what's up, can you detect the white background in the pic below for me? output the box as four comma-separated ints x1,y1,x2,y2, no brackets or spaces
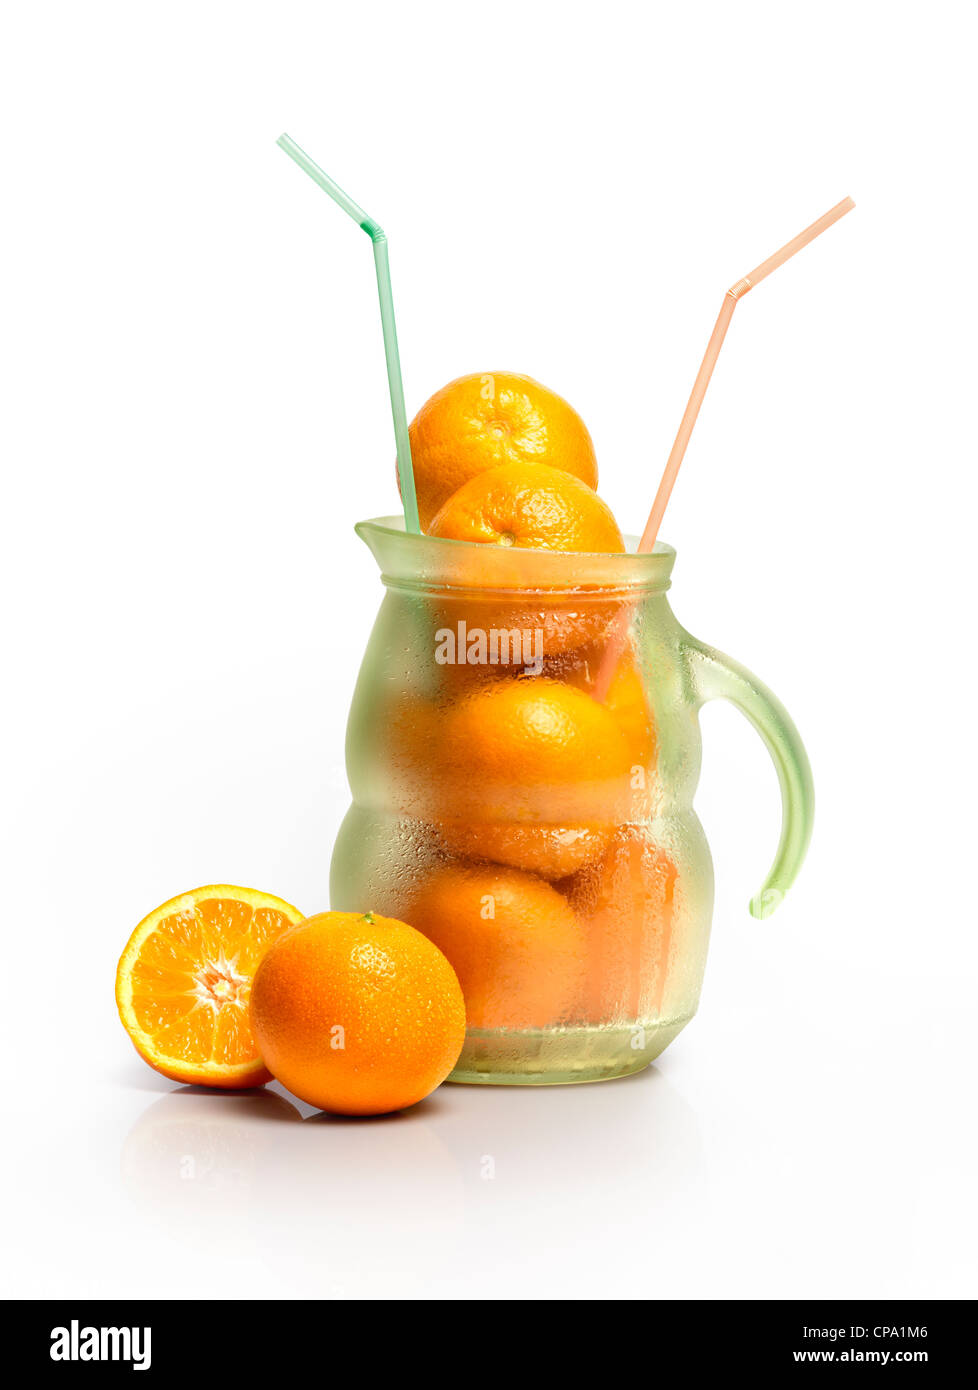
2,1,976,1300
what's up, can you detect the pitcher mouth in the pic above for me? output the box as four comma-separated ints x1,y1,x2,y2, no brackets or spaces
355,515,676,595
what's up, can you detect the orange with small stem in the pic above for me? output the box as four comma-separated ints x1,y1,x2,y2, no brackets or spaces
249,910,466,1115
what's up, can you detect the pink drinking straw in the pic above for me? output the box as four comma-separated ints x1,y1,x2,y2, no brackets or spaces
592,196,855,702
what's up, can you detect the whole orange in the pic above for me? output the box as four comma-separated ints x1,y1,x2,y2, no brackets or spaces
433,675,634,826
428,461,624,554
403,862,583,1029
249,911,466,1115
408,372,599,531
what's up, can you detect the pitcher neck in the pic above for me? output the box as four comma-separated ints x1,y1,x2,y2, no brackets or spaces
355,515,676,595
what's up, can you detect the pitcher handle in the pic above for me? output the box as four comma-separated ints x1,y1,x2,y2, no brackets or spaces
688,639,814,920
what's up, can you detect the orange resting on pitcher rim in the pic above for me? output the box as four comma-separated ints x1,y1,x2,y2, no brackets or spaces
429,459,624,554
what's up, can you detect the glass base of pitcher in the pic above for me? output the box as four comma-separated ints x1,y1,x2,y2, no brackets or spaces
447,1017,694,1086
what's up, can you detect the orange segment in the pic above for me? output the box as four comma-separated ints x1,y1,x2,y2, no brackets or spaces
116,884,304,1088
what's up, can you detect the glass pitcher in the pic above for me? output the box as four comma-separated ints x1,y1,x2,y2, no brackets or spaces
330,517,813,1085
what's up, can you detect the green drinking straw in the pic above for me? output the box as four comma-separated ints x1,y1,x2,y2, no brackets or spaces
276,133,421,534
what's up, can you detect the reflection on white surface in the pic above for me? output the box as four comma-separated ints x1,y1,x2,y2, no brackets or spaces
121,1088,302,1259
120,1068,705,1298
8,997,975,1299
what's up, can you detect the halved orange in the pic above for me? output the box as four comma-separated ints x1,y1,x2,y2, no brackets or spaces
116,884,304,1088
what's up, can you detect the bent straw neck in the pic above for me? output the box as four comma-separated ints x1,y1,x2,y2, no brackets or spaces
276,134,421,534
594,196,855,703
637,194,855,558
360,216,385,243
